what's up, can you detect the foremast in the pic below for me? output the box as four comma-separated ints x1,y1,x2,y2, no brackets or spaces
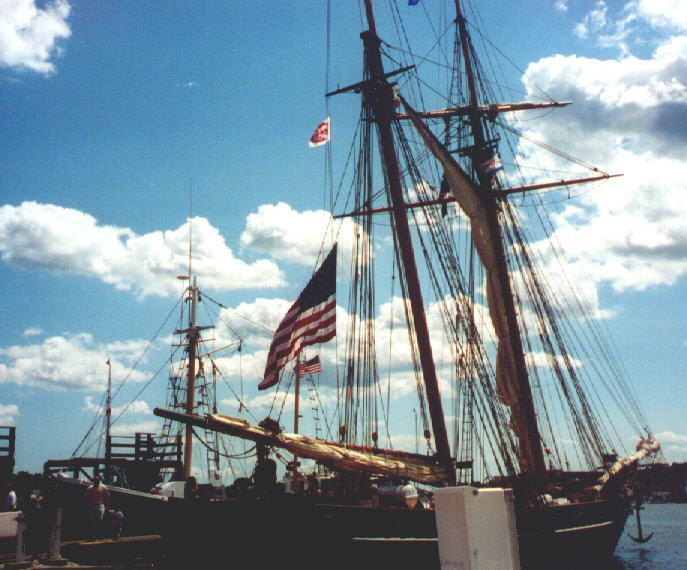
359,0,453,481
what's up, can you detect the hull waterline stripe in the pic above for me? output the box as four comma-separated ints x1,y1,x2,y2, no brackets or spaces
353,519,615,543
352,537,438,543
554,520,614,534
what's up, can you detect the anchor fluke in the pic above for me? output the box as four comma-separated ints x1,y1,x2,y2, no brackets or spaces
629,531,654,544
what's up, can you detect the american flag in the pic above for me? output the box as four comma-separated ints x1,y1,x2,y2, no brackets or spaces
296,355,323,377
260,245,337,390
308,117,331,147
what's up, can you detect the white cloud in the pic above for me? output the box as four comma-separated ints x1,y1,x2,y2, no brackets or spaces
239,202,363,268
83,396,152,417
388,432,432,455
635,0,687,32
554,0,567,12
216,298,291,349
227,386,339,418
22,327,42,337
655,430,687,461
524,51,687,114
519,38,687,292
82,396,159,436
525,351,582,370
0,202,284,297
212,350,266,387
210,292,474,401
240,202,335,265
0,333,149,390
0,403,19,425
0,0,71,74
571,0,687,53
110,420,161,436
106,339,152,364
380,369,443,401
574,1,608,39
656,430,687,444
243,390,297,414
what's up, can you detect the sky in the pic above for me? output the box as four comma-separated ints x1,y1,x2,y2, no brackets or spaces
0,0,686,477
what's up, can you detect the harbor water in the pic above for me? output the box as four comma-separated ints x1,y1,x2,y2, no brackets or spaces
595,503,687,570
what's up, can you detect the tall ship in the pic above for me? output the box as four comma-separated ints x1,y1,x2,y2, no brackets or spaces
155,1,660,568
59,1,662,568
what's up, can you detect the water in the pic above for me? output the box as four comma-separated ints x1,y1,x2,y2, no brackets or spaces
603,503,687,570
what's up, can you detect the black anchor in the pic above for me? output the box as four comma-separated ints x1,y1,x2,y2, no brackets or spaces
628,499,653,543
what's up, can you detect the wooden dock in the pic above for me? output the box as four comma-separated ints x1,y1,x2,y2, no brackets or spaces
1,535,161,570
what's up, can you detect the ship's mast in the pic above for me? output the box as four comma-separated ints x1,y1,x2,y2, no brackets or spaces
293,356,301,477
359,0,453,479
181,189,198,480
182,277,199,479
105,358,112,482
453,0,547,484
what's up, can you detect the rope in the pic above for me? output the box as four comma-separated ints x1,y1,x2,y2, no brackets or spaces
71,293,184,458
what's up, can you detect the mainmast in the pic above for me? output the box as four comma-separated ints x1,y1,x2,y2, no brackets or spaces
453,0,547,484
358,0,453,478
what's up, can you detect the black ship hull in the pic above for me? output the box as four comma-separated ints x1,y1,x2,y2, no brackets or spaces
159,494,631,569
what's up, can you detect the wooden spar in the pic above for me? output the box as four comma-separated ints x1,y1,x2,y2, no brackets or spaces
453,0,548,486
395,100,572,121
493,173,623,196
153,407,449,484
325,66,415,98
196,341,241,359
360,0,453,478
333,173,624,219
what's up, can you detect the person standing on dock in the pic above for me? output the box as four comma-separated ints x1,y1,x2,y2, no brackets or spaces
183,476,199,502
1,482,17,511
84,475,109,539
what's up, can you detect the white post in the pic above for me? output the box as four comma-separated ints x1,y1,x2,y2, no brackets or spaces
434,486,521,570
15,517,28,563
48,507,63,559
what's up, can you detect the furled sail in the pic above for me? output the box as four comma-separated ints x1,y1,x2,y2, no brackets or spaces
595,436,661,491
154,408,447,484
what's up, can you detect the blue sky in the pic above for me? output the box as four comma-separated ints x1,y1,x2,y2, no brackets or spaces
0,0,686,477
